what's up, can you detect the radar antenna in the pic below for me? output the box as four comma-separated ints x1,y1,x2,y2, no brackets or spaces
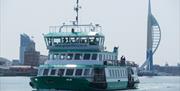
74,0,81,25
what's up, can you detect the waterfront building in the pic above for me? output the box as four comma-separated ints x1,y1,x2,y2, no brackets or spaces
19,33,35,64
24,51,40,66
12,59,20,65
0,57,11,68
154,64,180,76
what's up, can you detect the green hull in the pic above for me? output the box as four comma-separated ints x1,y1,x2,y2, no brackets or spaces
30,76,129,91
30,76,93,91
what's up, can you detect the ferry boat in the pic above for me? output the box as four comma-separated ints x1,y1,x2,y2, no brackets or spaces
29,0,139,90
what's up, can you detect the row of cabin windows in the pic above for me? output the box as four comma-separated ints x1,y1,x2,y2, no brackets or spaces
39,68,92,76
49,53,116,61
45,37,104,46
109,69,127,78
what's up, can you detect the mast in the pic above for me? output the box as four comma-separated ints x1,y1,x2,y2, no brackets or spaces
146,0,153,71
74,0,81,25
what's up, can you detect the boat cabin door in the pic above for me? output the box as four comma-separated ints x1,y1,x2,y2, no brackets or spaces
93,67,106,82
92,67,107,89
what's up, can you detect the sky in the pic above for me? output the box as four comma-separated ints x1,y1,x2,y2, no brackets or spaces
0,0,179,66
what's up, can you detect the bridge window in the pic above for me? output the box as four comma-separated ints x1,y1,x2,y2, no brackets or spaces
83,54,91,60
46,38,53,46
67,53,73,60
80,37,88,43
54,38,60,46
43,69,49,76
66,69,74,76
58,69,65,76
70,37,76,43
92,54,97,60
75,69,83,76
84,69,91,76
88,37,94,45
75,53,82,60
50,69,56,75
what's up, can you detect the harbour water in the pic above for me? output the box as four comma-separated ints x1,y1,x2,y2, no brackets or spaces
0,76,180,91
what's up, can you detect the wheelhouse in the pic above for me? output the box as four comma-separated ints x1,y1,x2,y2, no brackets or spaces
44,24,105,51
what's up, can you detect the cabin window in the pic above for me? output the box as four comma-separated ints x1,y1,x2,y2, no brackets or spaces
38,68,43,76
114,70,117,78
109,70,112,77
43,69,49,76
112,55,115,60
49,54,53,60
58,69,65,76
116,70,119,77
84,69,91,76
117,70,120,77
99,54,102,61
60,54,66,60
108,55,111,60
100,37,104,45
75,69,83,76
67,53,73,60
54,54,59,60
112,70,115,77
92,54,97,60
95,37,100,45
99,37,103,45
83,54,90,60
50,69,56,75
103,54,105,60
120,70,122,77
131,69,134,75
122,70,124,77
125,70,127,76
75,53,82,60
66,69,74,76
106,55,108,60
115,56,118,60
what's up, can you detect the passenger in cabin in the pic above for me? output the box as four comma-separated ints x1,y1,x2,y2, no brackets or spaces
63,37,66,43
71,28,75,33
120,55,126,66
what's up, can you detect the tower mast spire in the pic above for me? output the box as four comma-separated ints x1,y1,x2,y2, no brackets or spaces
148,0,151,14
74,0,81,25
